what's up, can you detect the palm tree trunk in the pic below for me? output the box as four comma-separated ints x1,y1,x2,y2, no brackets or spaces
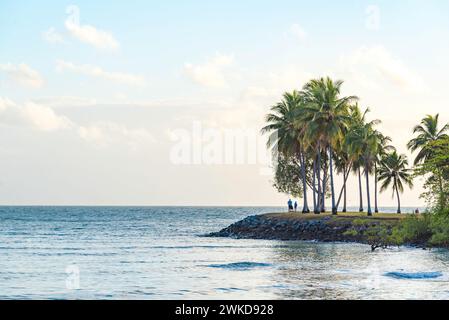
321,172,326,213
316,148,322,214
395,180,401,214
329,146,337,215
343,182,347,213
365,165,372,216
312,157,318,213
358,167,364,212
336,164,351,210
374,162,379,213
300,152,310,213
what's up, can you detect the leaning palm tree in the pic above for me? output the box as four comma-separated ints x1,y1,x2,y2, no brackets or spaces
407,114,449,165
378,151,414,214
262,91,310,213
300,77,357,215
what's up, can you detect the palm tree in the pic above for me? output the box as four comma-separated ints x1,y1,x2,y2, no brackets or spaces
300,77,357,215
407,114,449,165
262,91,310,213
344,105,378,214
348,105,369,213
378,151,414,214
346,123,379,216
373,133,395,213
407,114,448,202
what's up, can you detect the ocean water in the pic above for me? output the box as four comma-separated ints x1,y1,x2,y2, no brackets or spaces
1,206,448,300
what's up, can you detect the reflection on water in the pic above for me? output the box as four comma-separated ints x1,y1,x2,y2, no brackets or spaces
269,242,449,299
0,206,448,300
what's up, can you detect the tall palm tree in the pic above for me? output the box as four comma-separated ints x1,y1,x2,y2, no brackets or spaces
378,151,414,214
262,91,310,213
407,114,449,165
373,133,395,213
344,105,377,213
346,123,379,216
300,77,357,215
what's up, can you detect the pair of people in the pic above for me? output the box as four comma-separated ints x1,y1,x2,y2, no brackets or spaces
288,199,298,212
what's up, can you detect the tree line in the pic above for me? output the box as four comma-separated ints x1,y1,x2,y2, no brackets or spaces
263,77,448,215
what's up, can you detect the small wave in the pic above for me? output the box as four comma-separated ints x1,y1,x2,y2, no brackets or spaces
216,287,248,292
208,262,272,270
384,271,443,280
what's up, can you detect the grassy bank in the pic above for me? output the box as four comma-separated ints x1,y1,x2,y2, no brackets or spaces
209,211,449,251
264,211,407,221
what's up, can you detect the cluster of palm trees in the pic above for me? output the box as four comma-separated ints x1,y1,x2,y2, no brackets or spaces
262,77,414,216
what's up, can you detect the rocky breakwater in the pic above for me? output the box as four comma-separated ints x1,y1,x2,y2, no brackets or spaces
207,213,401,246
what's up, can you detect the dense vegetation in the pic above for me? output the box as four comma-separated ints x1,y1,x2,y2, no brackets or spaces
262,77,449,248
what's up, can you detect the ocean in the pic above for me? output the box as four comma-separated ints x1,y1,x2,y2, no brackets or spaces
0,206,448,300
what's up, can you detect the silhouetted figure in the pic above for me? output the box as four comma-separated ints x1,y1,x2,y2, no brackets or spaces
288,199,293,212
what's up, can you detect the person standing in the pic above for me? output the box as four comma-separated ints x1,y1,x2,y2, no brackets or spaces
294,201,298,212
288,199,293,212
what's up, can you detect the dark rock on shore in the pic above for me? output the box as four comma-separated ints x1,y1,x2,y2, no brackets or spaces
206,213,398,245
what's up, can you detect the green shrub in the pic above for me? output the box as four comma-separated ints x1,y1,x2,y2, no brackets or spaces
429,215,449,247
395,214,432,244
364,225,394,251
352,218,368,226
343,229,358,237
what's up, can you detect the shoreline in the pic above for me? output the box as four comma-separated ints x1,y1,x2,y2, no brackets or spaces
207,212,429,250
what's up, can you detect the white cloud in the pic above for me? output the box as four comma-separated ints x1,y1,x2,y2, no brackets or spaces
65,18,119,50
56,60,147,87
0,63,44,88
78,122,156,148
339,45,428,93
289,23,307,42
0,97,73,131
184,53,234,88
32,96,98,108
20,102,74,131
1,97,155,147
42,27,65,44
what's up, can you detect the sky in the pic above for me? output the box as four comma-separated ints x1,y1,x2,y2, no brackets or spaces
0,0,448,206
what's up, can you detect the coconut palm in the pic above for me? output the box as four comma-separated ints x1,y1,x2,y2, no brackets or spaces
262,91,310,213
300,77,357,214
345,105,376,213
346,123,380,216
373,133,395,213
378,151,414,214
407,114,449,165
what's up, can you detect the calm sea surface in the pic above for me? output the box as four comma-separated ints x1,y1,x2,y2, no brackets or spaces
0,206,448,300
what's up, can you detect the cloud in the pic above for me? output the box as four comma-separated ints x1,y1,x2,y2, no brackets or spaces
56,60,147,87
65,18,119,50
78,122,156,148
184,53,234,88
42,27,65,44
0,97,155,147
0,97,73,131
339,45,428,93
31,96,98,108
0,63,44,88
20,102,74,131
289,23,307,42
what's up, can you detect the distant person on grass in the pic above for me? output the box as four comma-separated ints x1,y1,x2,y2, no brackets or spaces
288,199,293,212
294,201,298,212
